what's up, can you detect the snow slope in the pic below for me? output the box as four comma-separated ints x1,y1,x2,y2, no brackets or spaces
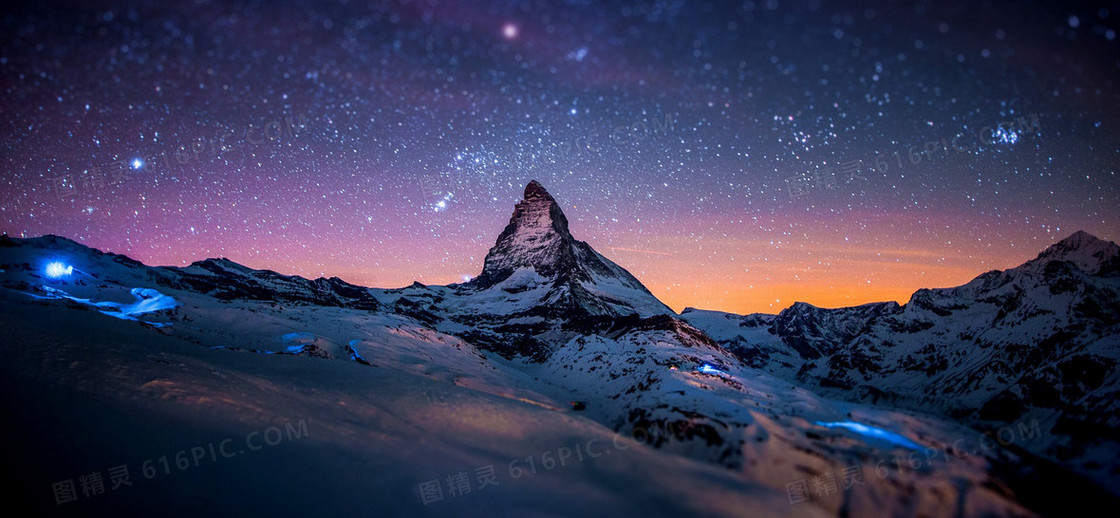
2,186,1116,516
0,236,1052,517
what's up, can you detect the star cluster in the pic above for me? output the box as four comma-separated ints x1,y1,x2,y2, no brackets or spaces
2,0,1118,313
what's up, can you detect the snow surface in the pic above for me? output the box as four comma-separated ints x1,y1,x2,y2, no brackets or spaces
681,233,1120,496
1,228,1116,516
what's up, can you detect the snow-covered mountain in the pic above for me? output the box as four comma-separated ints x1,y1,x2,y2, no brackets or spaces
467,180,671,320
2,185,1117,516
682,231,1120,495
374,180,673,359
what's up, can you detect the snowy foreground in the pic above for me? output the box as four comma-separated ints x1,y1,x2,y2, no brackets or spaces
2,184,1117,517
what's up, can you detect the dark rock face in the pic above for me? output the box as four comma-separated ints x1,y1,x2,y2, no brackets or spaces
465,180,670,318
470,180,577,288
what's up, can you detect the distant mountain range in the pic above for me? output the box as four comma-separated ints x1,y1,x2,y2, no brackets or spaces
681,230,1120,492
1,181,1116,517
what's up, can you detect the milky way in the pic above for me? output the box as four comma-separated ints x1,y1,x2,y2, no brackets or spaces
2,0,1118,313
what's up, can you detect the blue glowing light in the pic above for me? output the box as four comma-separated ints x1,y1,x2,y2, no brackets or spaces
28,285,177,325
697,363,730,377
131,158,144,169
814,420,922,450
45,262,73,279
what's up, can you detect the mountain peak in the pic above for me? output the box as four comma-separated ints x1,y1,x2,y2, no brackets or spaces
1029,231,1118,275
466,181,672,318
524,179,552,200
1053,230,1103,250
469,181,573,288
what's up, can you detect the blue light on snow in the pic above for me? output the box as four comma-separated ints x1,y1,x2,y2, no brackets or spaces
45,262,73,279
697,363,730,377
814,420,922,450
348,339,371,364
28,285,176,325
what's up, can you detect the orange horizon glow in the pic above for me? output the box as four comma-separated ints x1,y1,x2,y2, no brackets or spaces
588,239,1035,315
110,225,1095,316
60,197,1114,317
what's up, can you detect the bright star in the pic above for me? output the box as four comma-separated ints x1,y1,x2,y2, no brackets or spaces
131,158,144,169
502,23,518,39
433,192,454,212
992,126,1019,145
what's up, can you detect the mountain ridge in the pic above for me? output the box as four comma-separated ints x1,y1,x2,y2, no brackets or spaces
681,231,1120,494
10,227,1113,320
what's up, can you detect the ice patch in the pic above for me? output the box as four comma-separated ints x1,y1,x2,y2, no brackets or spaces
814,420,922,450
119,288,178,315
696,363,730,377
30,285,177,325
279,333,319,354
347,339,371,364
282,332,317,343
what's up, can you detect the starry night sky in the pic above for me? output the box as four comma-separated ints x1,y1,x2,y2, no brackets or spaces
2,0,1118,314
